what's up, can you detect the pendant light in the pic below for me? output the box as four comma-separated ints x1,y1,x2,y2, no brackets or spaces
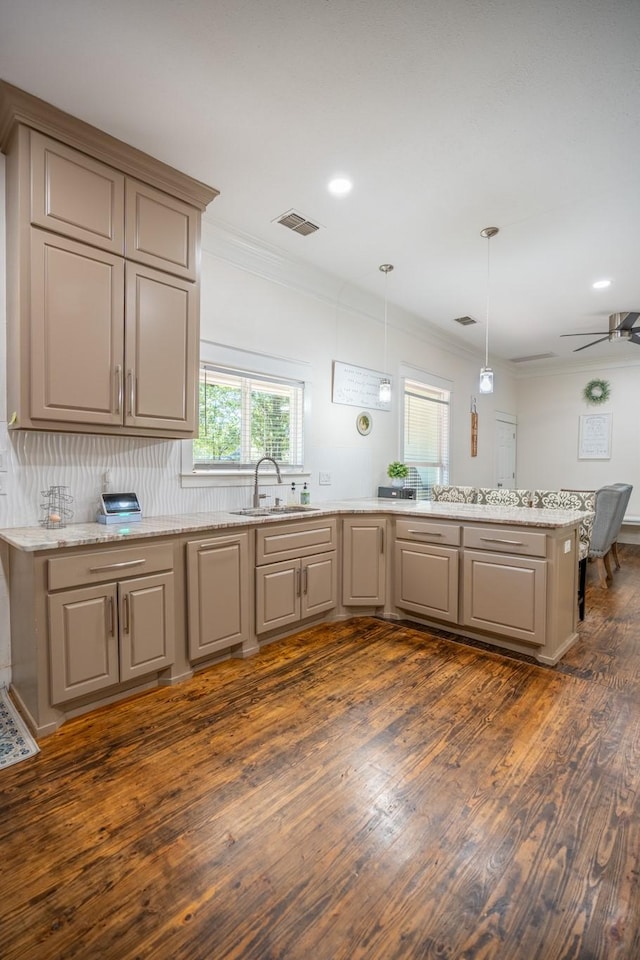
379,263,394,402
479,226,499,394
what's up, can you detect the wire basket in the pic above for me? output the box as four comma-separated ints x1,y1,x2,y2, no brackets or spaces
40,486,74,529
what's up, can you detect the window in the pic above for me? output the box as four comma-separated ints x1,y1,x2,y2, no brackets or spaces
194,364,304,470
402,375,451,499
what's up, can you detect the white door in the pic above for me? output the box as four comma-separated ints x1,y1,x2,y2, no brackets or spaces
495,415,517,488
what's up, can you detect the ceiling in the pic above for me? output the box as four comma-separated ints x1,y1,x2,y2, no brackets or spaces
1,0,640,371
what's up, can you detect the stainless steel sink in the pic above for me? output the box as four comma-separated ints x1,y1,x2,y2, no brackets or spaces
230,505,320,517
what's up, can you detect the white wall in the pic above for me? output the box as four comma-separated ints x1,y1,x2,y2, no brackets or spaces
517,364,640,520
0,189,517,683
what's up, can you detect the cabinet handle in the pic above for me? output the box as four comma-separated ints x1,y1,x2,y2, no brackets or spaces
127,370,135,417
480,537,524,546
122,594,130,634
303,567,308,594
296,568,301,597
107,596,115,637
115,364,123,415
408,529,443,537
88,559,147,573
380,528,385,554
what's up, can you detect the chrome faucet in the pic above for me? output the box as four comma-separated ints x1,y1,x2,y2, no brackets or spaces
253,456,283,508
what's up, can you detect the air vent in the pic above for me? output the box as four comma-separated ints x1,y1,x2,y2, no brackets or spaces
276,210,320,236
452,315,477,326
510,353,557,363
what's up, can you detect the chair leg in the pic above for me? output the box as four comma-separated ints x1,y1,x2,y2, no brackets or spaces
611,541,621,570
604,551,613,582
596,557,610,588
578,557,586,621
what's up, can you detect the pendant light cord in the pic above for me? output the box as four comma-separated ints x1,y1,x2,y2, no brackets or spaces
485,236,491,369
480,227,499,369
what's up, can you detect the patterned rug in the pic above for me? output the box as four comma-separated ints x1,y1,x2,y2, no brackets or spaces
0,687,39,770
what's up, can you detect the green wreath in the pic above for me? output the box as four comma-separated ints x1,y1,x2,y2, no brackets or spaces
583,378,610,405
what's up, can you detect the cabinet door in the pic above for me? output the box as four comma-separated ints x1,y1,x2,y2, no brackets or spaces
462,550,547,645
124,262,198,433
394,540,459,623
256,559,300,634
48,583,119,704
342,517,386,605
302,551,337,619
119,572,175,681
30,131,125,253
125,179,198,280
30,229,125,425
187,533,249,660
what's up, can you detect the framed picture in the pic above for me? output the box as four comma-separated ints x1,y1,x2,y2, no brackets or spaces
356,411,373,435
578,413,611,460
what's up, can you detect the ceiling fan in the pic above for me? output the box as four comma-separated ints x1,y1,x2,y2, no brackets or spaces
561,312,640,352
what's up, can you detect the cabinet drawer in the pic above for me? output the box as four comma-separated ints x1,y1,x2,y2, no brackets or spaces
48,542,174,591
256,518,337,565
463,525,547,558
395,517,460,546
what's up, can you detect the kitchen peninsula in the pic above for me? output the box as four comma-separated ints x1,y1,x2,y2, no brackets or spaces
0,498,585,736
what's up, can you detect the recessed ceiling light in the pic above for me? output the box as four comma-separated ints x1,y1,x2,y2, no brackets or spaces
328,177,353,197
592,279,612,289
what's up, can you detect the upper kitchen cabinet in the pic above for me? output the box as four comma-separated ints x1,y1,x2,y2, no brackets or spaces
0,80,218,438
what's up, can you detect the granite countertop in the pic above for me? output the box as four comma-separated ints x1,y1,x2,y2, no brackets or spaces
0,498,591,552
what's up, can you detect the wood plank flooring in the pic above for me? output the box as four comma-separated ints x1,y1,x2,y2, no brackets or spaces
2,547,640,959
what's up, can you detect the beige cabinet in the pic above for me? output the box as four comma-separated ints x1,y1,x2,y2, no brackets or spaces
30,230,125,426
255,518,338,635
461,526,547,646
186,532,250,661
256,552,337,634
394,518,460,623
462,550,546,645
0,88,218,438
125,178,198,280
30,130,125,253
342,516,386,606
48,544,175,705
125,262,198,431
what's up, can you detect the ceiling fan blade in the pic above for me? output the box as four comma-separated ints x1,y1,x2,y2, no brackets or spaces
573,336,610,352
560,331,611,337
617,312,640,330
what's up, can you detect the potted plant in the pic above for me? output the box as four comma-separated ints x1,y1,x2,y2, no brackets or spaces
387,461,409,487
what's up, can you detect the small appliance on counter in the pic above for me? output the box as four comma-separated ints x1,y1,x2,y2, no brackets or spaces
96,492,142,524
377,486,416,499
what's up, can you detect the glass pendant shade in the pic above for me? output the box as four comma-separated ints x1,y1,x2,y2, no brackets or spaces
479,367,494,394
379,378,392,403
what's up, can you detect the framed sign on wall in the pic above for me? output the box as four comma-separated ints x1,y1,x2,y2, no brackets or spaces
578,413,612,460
332,361,392,411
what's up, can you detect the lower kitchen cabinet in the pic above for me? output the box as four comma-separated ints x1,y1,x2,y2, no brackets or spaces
342,516,386,606
256,552,337,634
462,550,547,645
186,532,249,660
393,517,461,623
394,539,459,623
48,571,175,704
254,516,338,635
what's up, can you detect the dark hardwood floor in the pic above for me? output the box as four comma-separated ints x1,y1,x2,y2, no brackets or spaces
2,548,640,959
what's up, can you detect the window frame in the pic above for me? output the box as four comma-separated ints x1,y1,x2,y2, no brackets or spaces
181,341,312,488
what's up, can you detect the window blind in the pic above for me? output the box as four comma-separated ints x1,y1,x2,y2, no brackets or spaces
402,378,451,498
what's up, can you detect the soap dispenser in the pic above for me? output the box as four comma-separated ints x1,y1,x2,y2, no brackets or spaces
300,482,310,505
288,481,297,505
